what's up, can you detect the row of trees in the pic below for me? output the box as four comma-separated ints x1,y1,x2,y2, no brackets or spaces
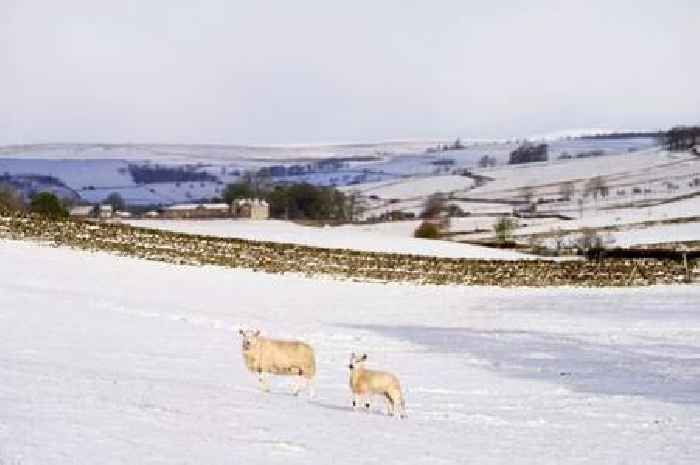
662,126,700,151
127,164,218,184
509,143,548,164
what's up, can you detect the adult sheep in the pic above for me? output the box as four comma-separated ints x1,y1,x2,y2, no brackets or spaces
348,353,406,418
238,329,316,396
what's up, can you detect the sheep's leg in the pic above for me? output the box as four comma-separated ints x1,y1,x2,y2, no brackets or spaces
352,393,359,411
363,394,371,412
257,372,270,392
298,376,315,399
385,393,394,416
393,392,407,418
306,377,315,399
291,376,303,396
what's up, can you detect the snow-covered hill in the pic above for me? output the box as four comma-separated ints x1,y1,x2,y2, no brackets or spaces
4,136,699,250
0,136,657,206
0,142,441,163
1,241,699,464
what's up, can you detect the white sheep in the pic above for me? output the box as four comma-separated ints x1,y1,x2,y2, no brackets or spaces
238,329,316,396
348,353,406,418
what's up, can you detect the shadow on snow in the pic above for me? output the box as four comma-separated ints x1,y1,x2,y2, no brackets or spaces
339,323,700,405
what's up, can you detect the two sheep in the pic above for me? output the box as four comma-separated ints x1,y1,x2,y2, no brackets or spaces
237,329,406,418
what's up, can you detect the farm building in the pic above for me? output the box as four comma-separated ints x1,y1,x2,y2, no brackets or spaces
99,205,114,219
69,205,94,218
232,198,269,220
162,203,231,219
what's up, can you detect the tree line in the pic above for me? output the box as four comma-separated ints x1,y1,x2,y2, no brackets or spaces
662,126,700,152
223,182,351,221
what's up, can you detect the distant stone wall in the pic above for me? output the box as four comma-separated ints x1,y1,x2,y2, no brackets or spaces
161,207,231,219
0,214,693,287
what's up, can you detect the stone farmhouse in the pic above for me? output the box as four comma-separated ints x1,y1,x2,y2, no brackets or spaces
160,199,269,220
232,198,270,220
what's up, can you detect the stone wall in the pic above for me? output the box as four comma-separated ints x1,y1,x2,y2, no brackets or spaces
0,214,693,287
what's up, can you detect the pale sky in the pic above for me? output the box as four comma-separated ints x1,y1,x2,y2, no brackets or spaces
1,0,698,145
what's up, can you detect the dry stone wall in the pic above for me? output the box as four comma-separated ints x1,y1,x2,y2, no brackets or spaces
0,214,692,287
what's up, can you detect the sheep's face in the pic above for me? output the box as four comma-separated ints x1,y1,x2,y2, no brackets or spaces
348,352,367,370
239,329,261,352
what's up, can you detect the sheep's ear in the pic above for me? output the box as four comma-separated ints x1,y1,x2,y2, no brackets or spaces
361,353,368,361
238,329,245,336
253,330,261,336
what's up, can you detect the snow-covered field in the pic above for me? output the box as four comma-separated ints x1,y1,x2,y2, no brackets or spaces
344,175,475,200
126,219,533,260
1,241,699,464
611,223,700,247
468,148,693,196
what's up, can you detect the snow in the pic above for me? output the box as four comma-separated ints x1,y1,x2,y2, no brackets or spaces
450,194,700,244
0,137,662,209
1,240,700,464
345,175,475,200
611,223,700,247
527,128,626,141
126,219,534,260
469,148,694,196
0,158,134,189
0,142,441,163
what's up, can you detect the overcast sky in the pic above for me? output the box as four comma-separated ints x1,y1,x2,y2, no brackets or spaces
1,0,698,145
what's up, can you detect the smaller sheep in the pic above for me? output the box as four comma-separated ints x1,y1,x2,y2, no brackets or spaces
238,329,316,396
348,353,406,418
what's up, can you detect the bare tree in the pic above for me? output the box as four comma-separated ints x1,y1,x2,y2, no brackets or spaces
477,155,497,168
559,181,575,201
0,183,25,213
550,228,566,254
519,185,535,205
493,216,517,243
575,228,604,253
103,192,126,211
347,190,369,222
420,193,450,230
584,176,608,201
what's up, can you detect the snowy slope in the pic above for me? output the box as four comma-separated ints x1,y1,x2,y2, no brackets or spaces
468,148,695,196
126,219,534,260
1,241,699,464
0,137,660,208
611,223,700,247
0,159,134,189
343,175,475,200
